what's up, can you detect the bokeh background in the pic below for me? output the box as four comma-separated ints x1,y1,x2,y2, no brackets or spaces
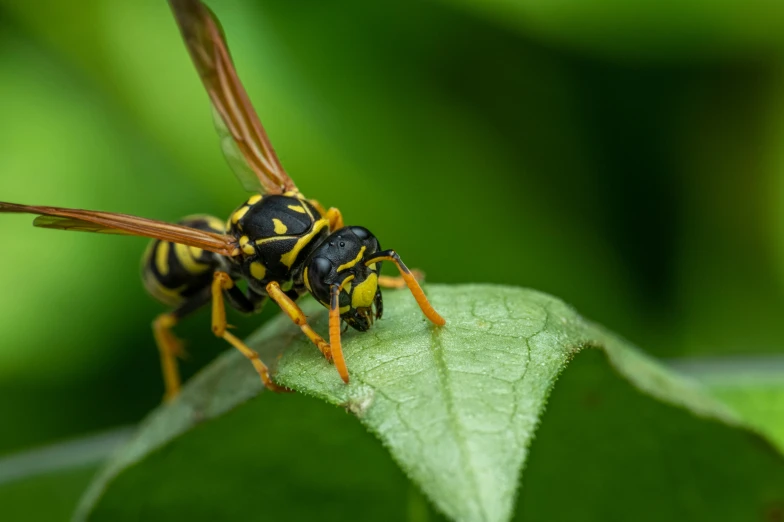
1,0,783,467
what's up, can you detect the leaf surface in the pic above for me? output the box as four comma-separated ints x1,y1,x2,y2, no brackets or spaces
76,285,784,522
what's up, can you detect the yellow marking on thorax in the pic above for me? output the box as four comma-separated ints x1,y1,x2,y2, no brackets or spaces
287,204,306,214
155,242,170,276
256,235,291,246
174,243,209,274
280,218,329,268
297,198,315,220
247,194,263,205
367,262,377,271
250,261,266,280
339,305,350,314
343,281,353,294
239,236,255,256
303,266,312,293
273,218,288,234
352,273,378,309
281,279,294,292
337,246,366,272
232,206,250,224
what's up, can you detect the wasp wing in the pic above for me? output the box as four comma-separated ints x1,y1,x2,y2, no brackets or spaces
169,0,297,195
0,202,238,257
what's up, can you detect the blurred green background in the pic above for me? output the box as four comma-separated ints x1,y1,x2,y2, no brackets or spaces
1,0,783,465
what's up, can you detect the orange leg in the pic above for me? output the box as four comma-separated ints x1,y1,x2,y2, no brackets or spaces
326,278,355,383
326,207,344,231
308,199,344,231
365,251,445,326
265,281,335,362
309,199,327,215
378,269,425,289
153,313,185,402
212,272,288,392
329,287,347,383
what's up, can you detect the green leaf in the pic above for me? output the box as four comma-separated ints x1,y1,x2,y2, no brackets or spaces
675,356,784,451
515,350,784,521
76,285,784,522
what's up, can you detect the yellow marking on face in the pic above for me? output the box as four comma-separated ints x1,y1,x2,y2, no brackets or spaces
155,242,170,276
337,246,366,273
250,261,266,280
280,218,329,268
303,266,312,293
175,243,209,274
281,279,293,292
232,206,250,224
287,204,306,214
352,273,378,309
273,218,288,234
339,305,350,314
337,275,355,305
247,194,262,205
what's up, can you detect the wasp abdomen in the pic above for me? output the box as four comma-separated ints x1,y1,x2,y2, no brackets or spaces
142,214,225,306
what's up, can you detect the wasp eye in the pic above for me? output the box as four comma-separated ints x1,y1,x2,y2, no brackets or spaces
311,256,333,277
349,226,371,240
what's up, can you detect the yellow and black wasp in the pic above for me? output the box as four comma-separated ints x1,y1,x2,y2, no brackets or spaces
0,0,444,401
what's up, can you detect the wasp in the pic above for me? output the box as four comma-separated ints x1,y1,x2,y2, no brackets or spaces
0,0,444,401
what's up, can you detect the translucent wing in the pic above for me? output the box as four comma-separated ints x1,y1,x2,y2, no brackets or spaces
169,0,298,195
0,202,238,257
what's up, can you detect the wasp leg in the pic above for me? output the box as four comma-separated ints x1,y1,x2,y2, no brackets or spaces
153,290,212,402
364,250,446,326
326,207,344,231
308,199,327,214
153,313,184,403
212,271,288,393
265,281,334,361
327,282,352,383
308,199,343,231
378,269,425,289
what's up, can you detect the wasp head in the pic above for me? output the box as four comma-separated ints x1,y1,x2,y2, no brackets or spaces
303,226,383,331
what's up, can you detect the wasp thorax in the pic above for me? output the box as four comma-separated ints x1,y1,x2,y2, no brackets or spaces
304,226,383,331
